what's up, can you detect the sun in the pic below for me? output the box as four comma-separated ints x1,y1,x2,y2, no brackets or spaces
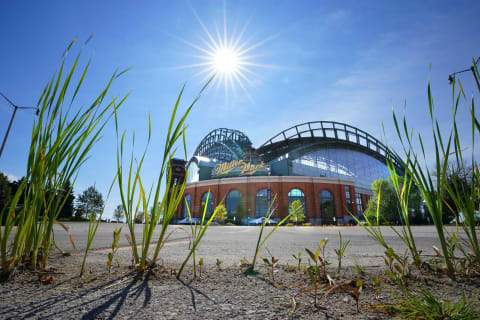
168,5,279,103
212,47,240,74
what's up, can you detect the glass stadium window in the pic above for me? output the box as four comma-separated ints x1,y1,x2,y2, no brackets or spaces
356,193,363,215
345,187,352,213
256,188,273,217
292,148,391,189
201,191,214,218
320,190,335,223
226,190,242,218
183,194,191,218
288,188,306,216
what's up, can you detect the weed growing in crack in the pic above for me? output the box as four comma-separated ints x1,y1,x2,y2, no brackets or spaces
107,227,122,273
334,231,350,276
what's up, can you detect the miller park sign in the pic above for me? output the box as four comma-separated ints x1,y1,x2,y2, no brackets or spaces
212,160,268,178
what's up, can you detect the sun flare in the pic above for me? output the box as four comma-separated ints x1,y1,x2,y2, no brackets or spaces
212,47,240,74
169,5,279,103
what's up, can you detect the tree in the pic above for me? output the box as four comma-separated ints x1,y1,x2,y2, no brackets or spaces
234,203,246,223
442,164,477,224
113,204,124,222
75,186,104,219
289,200,306,225
0,173,12,214
365,177,422,225
58,180,75,219
135,211,144,224
215,204,227,223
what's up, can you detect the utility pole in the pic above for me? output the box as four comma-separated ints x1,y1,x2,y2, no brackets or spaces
0,92,38,158
448,56,480,93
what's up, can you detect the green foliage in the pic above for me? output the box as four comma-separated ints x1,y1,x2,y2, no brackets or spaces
107,227,122,273
334,231,350,275
113,204,124,222
354,260,366,276
234,202,246,222
76,186,104,219
0,38,128,275
0,173,12,217
291,252,302,271
215,204,227,223
58,180,75,219
289,200,305,225
389,62,480,278
245,194,292,274
381,286,480,319
365,177,422,225
177,192,219,279
115,76,212,273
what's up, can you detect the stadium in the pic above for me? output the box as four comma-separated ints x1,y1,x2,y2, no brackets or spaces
173,121,403,225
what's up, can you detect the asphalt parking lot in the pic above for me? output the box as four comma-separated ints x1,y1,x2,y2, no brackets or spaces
51,222,458,268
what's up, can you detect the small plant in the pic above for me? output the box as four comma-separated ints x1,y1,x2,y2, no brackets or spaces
374,276,382,299
292,252,302,272
262,249,279,282
177,194,219,279
216,258,223,270
0,38,128,276
354,260,366,276
384,248,409,288
352,279,362,312
387,162,422,270
380,287,480,319
245,194,291,274
305,239,329,280
107,227,122,273
115,76,213,273
80,212,102,277
198,258,204,278
80,182,115,277
306,265,323,307
334,231,350,275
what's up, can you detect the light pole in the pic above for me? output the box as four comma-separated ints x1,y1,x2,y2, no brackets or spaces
448,56,480,93
0,92,39,158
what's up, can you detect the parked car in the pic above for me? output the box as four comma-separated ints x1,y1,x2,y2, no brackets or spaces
177,217,206,225
247,217,279,226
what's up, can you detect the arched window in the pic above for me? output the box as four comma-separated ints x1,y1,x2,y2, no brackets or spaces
201,191,214,218
183,194,191,218
288,188,306,216
226,190,242,218
255,188,273,217
320,190,335,223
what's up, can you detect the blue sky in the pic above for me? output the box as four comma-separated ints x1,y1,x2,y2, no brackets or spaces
1,0,479,219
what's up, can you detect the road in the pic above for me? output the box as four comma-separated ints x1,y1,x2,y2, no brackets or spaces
51,222,459,268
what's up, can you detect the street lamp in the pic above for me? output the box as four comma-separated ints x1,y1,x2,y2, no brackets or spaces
448,56,480,93
0,91,39,158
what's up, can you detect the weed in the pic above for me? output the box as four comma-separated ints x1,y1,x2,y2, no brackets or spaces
306,265,323,306
305,239,330,280
177,194,219,279
216,258,223,270
352,279,362,312
380,287,480,319
354,260,366,276
114,77,213,273
245,194,291,274
0,38,128,275
262,249,279,282
334,231,350,275
198,258,204,278
107,227,122,273
292,252,302,272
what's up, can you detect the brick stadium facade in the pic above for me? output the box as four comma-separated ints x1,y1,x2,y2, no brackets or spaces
173,122,402,225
